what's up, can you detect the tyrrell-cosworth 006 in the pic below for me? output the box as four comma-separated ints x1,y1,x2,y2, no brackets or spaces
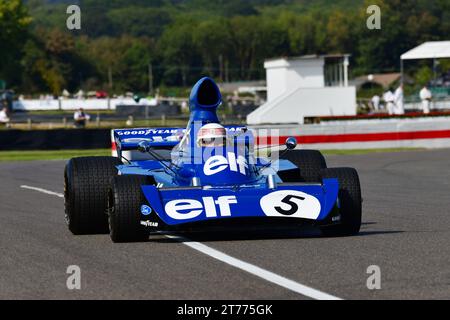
64,77,362,242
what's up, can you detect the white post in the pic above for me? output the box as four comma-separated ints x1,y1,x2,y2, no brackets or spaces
338,63,342,87
343,56,349,87
400,59,404,85
334,64,338,86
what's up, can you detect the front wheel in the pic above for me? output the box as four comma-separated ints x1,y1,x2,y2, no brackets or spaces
108,175,155,243
320,167,362,236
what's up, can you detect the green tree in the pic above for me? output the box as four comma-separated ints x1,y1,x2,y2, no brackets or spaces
242,16,288,79
120,42,152,92
21,28,96,95
415,65,433,86
326,10,358,53
107,7,171,39
193,18,231,79
0,0,31,87
355,0,449,75
227,16,272,79
277,11,328,56
77,35,155,93
20,37,48,93
158,18,200,86
14,0,450,91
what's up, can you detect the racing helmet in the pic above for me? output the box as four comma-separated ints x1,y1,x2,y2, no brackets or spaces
197,123,227,147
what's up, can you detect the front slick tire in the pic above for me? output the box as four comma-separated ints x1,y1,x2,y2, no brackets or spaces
108,175,152,243
320,167,362,237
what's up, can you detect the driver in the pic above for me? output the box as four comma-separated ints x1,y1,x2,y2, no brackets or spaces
196,123,227,147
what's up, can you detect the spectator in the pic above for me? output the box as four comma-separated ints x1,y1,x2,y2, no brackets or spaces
0,106,11,127
419,85,432,114
181,100,188,112
371,94,381,111
394,84,405,115
383,88,395,115
73,108,90,128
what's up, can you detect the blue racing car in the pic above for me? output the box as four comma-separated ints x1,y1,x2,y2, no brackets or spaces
64,77,362,242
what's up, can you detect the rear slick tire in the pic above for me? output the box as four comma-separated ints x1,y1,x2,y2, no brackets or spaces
64,156,121,235
279,150,327,182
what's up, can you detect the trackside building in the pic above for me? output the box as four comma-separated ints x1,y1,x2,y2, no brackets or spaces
247,55,357,125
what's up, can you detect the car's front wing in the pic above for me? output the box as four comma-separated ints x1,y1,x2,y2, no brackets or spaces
140,179,339,226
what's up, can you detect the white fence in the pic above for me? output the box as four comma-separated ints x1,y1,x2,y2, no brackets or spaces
251,117,450,150
12,97,158,111
404,99,450,110
111,117,450,157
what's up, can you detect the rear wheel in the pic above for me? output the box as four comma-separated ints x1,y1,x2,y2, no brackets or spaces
64,156,121,234
320,167,362,236
108,175,155,243
279,150,327,182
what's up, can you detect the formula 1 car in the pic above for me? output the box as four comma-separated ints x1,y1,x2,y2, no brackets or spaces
64,77,362,242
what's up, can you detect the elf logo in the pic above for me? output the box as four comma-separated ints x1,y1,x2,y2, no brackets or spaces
165,196,237,220
204,152,248,176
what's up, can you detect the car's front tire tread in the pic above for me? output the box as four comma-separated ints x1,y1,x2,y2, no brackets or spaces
320,167,362,236
108,175,155,243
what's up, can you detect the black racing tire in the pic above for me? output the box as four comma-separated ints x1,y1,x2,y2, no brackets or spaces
319,167,362,236
108,175,155,243
64,156,121,235
279,150,327,182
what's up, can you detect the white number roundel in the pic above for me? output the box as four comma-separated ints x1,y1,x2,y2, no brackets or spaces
260,190,321,220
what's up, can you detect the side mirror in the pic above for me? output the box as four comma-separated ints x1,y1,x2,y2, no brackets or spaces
285,137,297,150
137,140,151,153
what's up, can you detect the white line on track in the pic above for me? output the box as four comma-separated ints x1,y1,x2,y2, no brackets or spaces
20,184,342,300
164,234,341,300
20,185,64,198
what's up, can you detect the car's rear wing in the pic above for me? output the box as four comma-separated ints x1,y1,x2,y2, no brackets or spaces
114,126,251,151
114,127,185,152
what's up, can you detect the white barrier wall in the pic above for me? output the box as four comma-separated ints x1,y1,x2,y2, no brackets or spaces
13,97,157,111
247,86,356,125
404,100,450,110
250,117,450,150
112,117,450,158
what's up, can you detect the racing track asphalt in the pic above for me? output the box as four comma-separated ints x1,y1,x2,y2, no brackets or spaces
0,149,449,300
